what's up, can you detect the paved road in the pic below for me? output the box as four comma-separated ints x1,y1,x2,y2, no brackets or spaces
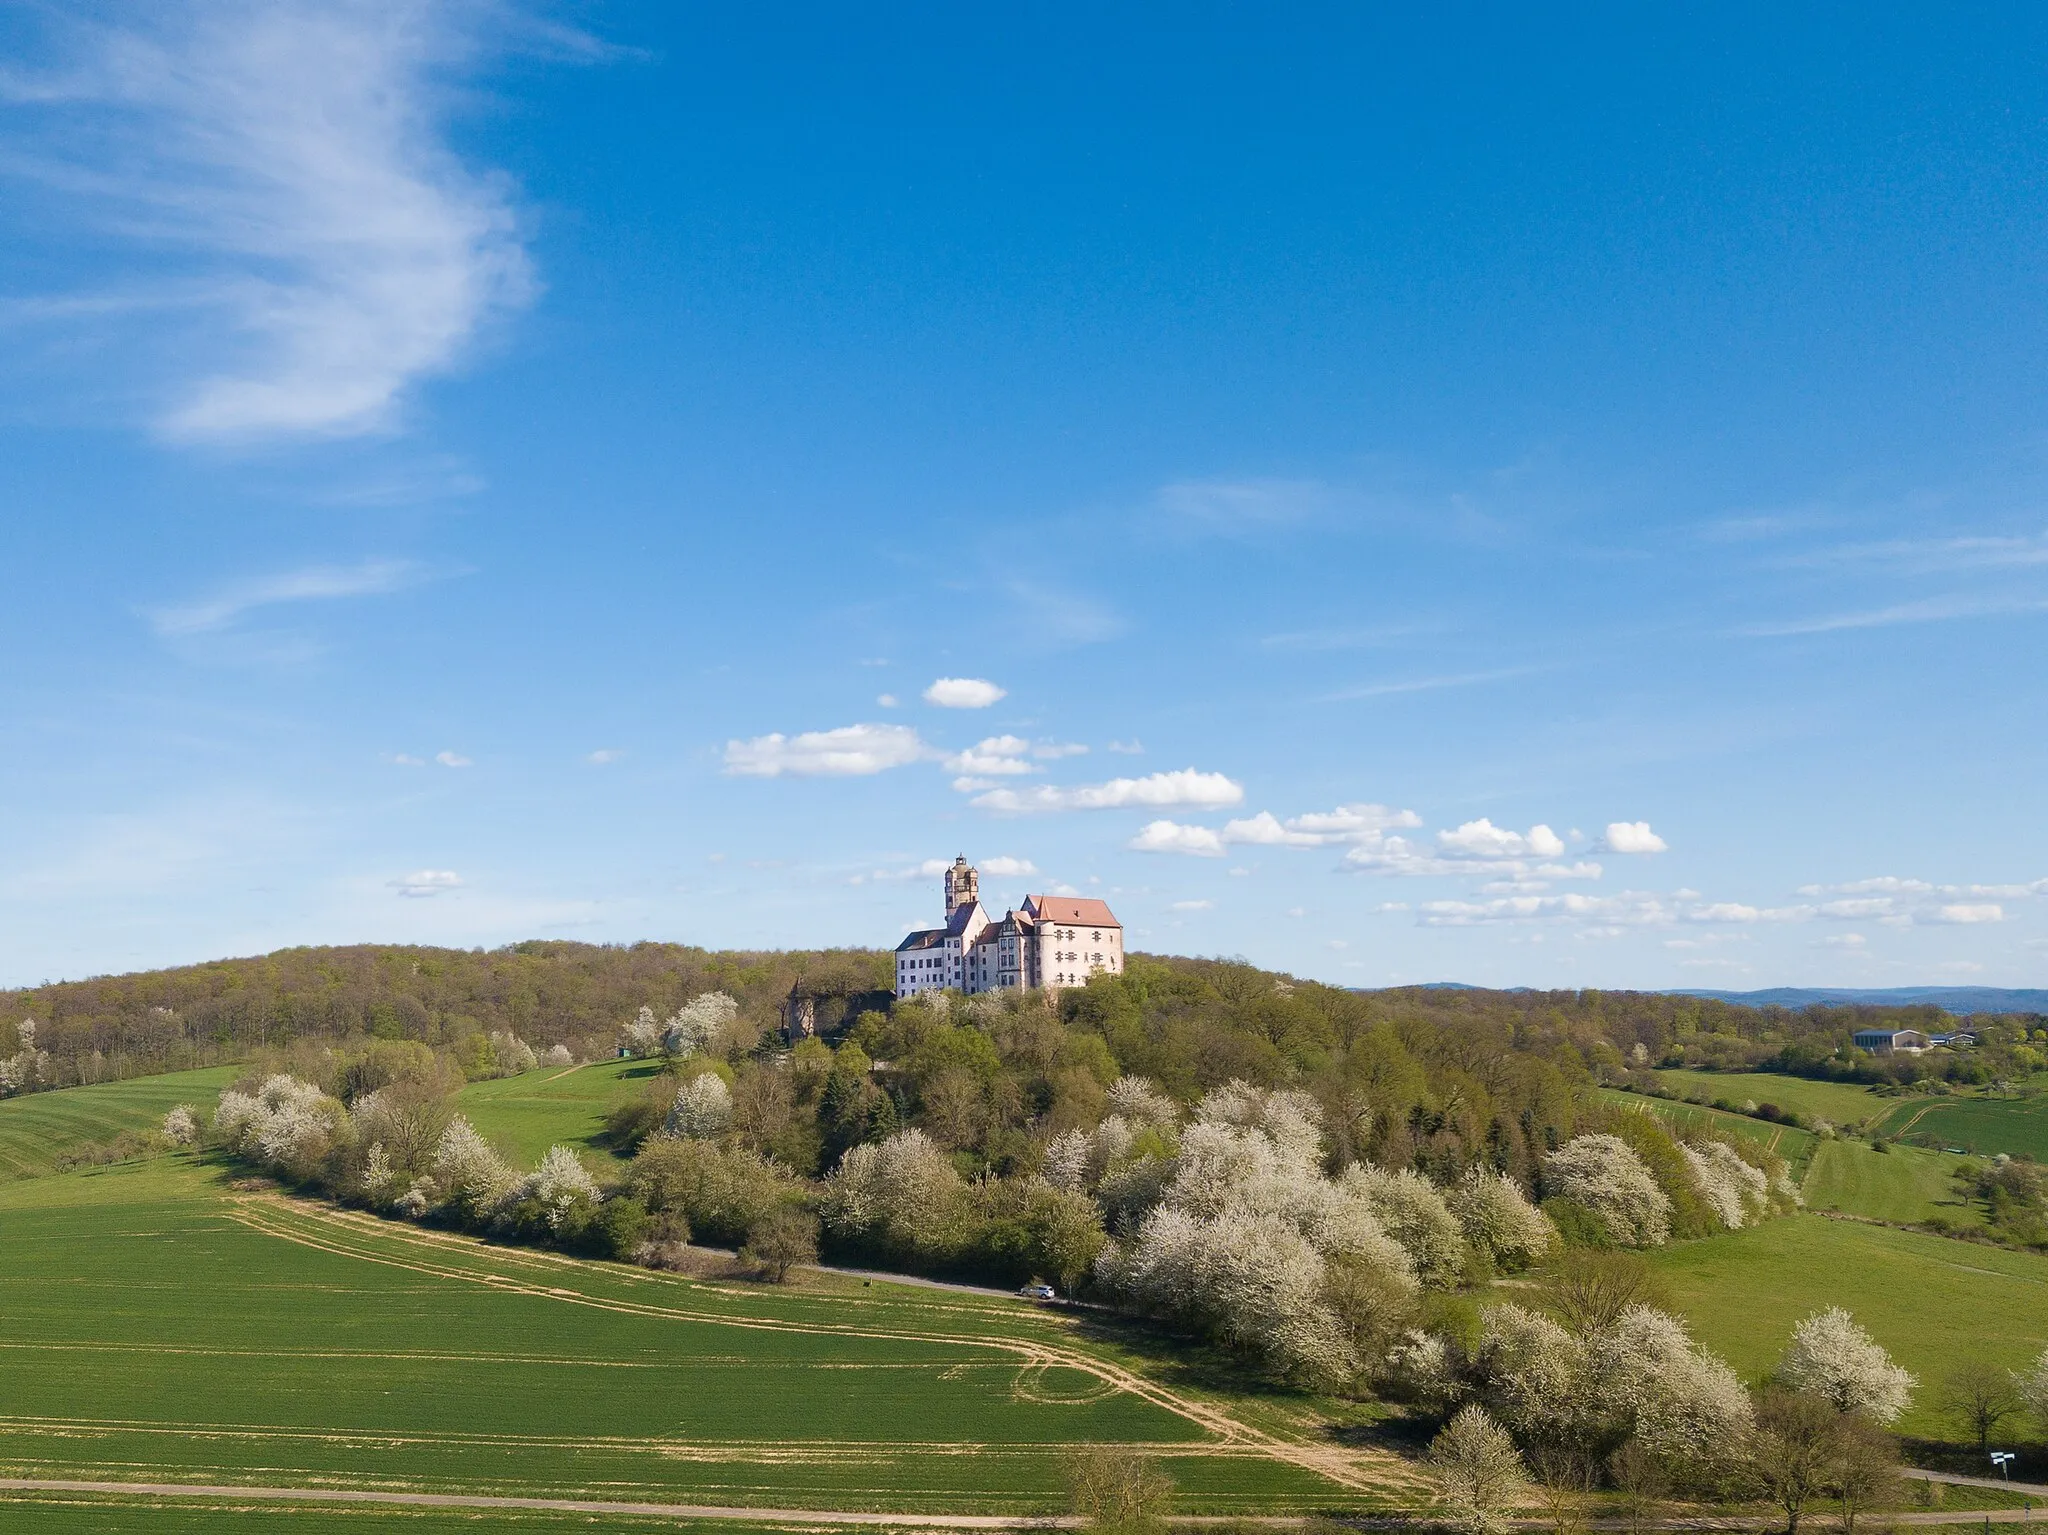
1907,1468,2048,1497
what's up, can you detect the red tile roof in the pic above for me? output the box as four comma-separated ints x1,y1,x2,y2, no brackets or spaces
1025,895,1120,927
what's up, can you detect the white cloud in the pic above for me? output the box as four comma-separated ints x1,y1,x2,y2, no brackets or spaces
724,723,929,778
944,735,1036,776
1170,899,1215,911
391,869,460,898
874,858,951,882
1816,933,1868,949
1685,902,1815,924
1437,819,1565,859
1936,960,1986,973
876,694,900,708
1799,876,1937,895
1157,477,1325,530
1742,595,2048,637
1128,820,1227,857
923,677,1006,709
435,750,471,768
388,752,425,767
974,768,1245,814
147,558,424,636
1921,903,2004,924
1819,897,1896,918
1033,741,1089,759
1602,821,1668,854
1107,740,1145,754
981,856,1038,877
6,2,540,441
586,749,622,765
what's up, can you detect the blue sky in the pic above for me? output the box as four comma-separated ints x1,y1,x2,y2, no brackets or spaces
4,2,2048,990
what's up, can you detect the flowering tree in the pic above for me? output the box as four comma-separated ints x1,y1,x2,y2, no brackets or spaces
820,1128,967,1257
214,1075,346,1179
488,1031,537,1076
0,1020,51,1098
1342,1162,1468,1289
2017,1346,2048,1435
1427,1405,1528,1535
1680,1141,1768,1230
161,1105,198,1146
1449,1169,1555,1272
1777,1307,1915,1423
664,992,740,1056
513,1145,601,1234
664,1073,733,1139
1544,1135,1672,1248
430,1116,518,1225
541,1043,574,1068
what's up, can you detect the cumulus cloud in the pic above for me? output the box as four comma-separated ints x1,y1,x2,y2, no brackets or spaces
875,853,1037,882
391,869,460,898
1437,819,1565,858
923,677,1006,709
724,723,929,778
1816,933,1868,949
876,693,900,708
973,768,1245,814
1170,898,1215,911
586,749,622,764
1033,741,1089,759
981,855,1038,877
1128,820,1227,857
1921,903,2004,924
4,1,543,441
435,750,471,768
1601,820,1668,854
1107,739,1145,754
944,736,1035,776
147,558,425,635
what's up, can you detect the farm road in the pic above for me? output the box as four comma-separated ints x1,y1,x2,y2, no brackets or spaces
2,1479,2046,1530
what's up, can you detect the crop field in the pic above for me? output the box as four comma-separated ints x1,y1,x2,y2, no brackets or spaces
1652,1069,1908,1131
1599,1090,1819,1174
1888,1093,2048,1161
1647,1212,2048,1441
1800,1139,1984,1226
454,1058,656,1165
0,1066,240,1183
0,1157,1412,1528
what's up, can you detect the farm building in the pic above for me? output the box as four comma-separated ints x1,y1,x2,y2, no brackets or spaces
1851,1027,1932,1055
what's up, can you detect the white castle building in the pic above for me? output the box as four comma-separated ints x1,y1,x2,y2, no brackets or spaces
894,856,1124,999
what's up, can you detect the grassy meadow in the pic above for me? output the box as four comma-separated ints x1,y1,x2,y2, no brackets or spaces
1646,1212,2048,1441
1801,1138,1983,1227
453,1057,657,1165
0,1155,1397,1522
1600,1089,1820,1174
1890,1093,2048,1160
1652,1068,1908,1130
0,1065,239,1184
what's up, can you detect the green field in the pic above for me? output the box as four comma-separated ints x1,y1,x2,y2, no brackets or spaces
1889,1093,2048,1161
1801,1139,1983,1227
1653,1069,1908,1131
0,1066,240,1183
454,1058,658,1165
0,1157,1402,1524
1647,1212,2048,1441
1601,1089,1819,1174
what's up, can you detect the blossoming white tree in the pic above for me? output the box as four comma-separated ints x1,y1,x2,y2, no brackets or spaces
161,1105,198,1146
664,1073,733,1139
514,1145,601,1233
1448,1168,1555,1272
1680,1141,1768,1230
1428,1405,1528,1535
1342,1162,1468,1289
431,1116,518,1224
1777,1307,1916,1423
1543,1134,1671,1247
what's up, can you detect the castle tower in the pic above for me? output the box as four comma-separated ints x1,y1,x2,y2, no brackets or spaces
944,854,979,915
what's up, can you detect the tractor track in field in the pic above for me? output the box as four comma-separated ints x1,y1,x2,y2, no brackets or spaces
223,1193,1422,1500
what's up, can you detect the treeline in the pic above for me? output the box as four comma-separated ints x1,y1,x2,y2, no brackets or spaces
0,942,888,1092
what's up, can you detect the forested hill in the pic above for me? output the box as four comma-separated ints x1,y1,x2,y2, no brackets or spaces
2,940,2040,1096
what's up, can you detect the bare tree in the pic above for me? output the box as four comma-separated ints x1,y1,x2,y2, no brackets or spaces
1065,1444,1174,1535
740,1206,818,1283
1526,1442,1593,1535
1749,1389,1840,1535
1537,1250,1669,1335
1936,1361,2023,1454
1827,1413,1900,1535
1608,1438,1668,1535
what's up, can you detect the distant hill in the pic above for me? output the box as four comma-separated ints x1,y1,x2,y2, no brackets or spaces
1671,986,2048,1016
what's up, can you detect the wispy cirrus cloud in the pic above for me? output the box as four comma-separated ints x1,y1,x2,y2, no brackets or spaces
145,557,427,636
1315,667,1539,702
1,1,554,442
1739,594,2048,636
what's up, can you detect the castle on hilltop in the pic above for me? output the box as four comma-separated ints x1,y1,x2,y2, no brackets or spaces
894,856,1123,1000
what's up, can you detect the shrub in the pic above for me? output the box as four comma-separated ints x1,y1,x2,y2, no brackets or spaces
1427,1405,1527,1535
1448,1169,1555,1273
629,1137,800,1248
